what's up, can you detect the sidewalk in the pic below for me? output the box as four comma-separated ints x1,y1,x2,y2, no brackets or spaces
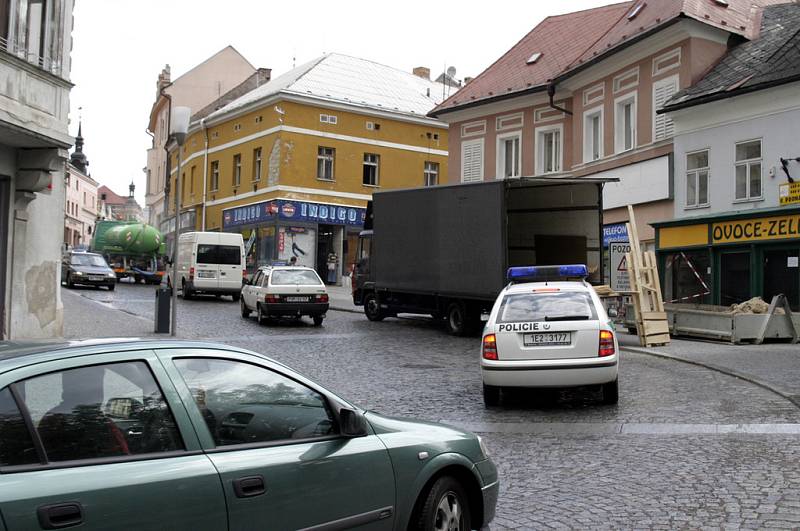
327,284,360,313
619,332,800,407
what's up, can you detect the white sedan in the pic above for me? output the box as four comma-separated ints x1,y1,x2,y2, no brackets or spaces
481,265,619,407
241,266,329,326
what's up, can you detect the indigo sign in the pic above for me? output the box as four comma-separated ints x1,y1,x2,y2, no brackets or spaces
223,199,366,229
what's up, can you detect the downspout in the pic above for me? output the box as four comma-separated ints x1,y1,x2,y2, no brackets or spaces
547,83,573,116
161,89,173,225
201,118,209,230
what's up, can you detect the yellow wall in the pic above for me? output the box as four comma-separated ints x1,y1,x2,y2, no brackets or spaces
168,98,448,230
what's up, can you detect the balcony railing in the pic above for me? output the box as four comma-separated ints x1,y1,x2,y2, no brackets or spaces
0,36,64,78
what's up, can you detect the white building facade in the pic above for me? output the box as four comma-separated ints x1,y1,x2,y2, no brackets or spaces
0,0,75,339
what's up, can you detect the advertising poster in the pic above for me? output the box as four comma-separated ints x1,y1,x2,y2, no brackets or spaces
277,227,316,267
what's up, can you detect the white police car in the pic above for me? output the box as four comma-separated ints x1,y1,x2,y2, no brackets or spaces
481,265,619,406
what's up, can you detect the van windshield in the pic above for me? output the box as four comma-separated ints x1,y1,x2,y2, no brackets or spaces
497,291,597,323
197,245,242,265
270,270,323,286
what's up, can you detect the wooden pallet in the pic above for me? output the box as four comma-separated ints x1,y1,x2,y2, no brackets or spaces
625,205,670,347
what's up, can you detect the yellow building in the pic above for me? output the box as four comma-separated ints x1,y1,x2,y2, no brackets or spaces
166,54,451,282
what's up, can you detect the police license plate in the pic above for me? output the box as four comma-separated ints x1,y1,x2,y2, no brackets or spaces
285,296,309,302
523,332,571,346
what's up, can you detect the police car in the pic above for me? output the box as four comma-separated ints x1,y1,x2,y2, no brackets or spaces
481,265,619,406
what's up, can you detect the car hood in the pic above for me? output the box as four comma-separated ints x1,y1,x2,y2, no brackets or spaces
70,265,113,274
364,411,484,463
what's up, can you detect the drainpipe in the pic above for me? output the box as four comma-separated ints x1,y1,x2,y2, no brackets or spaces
547,83,573,116
161,89,173,226
201,118,209,230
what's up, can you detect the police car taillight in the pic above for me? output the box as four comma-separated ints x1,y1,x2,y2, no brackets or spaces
482,334,498,360
507,264,588,283
599,330,615,357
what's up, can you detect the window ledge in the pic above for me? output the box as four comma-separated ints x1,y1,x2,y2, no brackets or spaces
732,197,764,204
685,203,710,210
362,183,381,188
317,178,335,183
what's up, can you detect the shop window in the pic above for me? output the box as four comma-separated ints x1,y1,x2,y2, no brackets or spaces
232,154,242,187
363,153,379,186
253,148,262,182
210,161,219,191
663,251,712,304
497,132,521,178
317,147,335,181
424,161,439,187
735,139,761,201
686,150,709,207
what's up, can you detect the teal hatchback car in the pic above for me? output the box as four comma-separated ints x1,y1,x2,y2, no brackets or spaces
0,340,497,531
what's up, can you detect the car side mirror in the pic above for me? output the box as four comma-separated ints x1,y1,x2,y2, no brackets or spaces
339,408,368,437
607,307,619,318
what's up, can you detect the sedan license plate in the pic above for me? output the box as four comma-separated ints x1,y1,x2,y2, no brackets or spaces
285,296,309,303
89,275,105,281
523,332,571,346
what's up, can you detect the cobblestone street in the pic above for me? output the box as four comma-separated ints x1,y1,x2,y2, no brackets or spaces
64,283,800,529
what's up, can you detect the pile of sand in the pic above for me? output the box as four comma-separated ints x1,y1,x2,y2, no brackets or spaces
729,297,784,314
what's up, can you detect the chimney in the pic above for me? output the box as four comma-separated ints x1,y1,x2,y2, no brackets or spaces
413,67,431,80
257,67,272,87
157,65,171,96
464,76,474,85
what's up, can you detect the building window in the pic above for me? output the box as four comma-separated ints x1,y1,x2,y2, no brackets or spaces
583,107,603,163
497,132,521,179
614,94,636,153
233,154,242,187
461,138,484,183
190,165,195,194
735,139,762,201
536,125,562,174
686,150,709,207
233,123,242,132
253,148,262,182
653,76,678,141
363,153,379,186
320,114,338,124
83,191,86,205
424,161,439,186
317,147,335,181
75,179,79,190
210,160,219,191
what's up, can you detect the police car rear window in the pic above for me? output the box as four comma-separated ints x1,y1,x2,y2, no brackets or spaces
497,291,597,323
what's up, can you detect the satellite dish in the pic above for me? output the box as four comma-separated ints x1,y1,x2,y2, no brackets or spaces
446,66,457,78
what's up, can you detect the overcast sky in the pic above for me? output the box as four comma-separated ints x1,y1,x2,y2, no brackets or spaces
69,0,611,207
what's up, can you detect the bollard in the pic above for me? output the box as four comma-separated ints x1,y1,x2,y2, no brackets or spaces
154,286,171,333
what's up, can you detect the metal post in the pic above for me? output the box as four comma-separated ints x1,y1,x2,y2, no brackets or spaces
170,148,182,336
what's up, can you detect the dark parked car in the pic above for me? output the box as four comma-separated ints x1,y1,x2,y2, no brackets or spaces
61,251,117,290
0,339,498,531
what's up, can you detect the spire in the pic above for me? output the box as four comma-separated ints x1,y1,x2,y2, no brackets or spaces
70,119,89,174
129,180,135,197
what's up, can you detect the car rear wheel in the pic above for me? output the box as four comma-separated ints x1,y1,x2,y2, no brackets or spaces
483,384,501,407
364,293,384,322
312,315,324,327
445,302,468,336
181,280,193,300
231,292,240,302
240,298,251,318
414,476,472,531
602,378,619,405
257,304,268,325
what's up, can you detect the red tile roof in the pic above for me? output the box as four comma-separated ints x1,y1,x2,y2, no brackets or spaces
431,0,790,116
98,185,127,205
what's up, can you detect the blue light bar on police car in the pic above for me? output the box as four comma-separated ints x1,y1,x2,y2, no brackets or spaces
507,264,588,282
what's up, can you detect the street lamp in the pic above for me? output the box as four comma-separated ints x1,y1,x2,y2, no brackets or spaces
169,106,191,336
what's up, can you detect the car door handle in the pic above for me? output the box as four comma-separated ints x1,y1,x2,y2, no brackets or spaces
37,502,83,529
233,475,266,498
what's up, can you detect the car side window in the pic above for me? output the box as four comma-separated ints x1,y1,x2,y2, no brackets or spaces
173,358,336,447
251,271,263,287
260,272,270,287
0,387,39,466
18,361,184,463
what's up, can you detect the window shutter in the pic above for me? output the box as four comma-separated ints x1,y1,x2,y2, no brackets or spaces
654,79,677,141
461,140,484,183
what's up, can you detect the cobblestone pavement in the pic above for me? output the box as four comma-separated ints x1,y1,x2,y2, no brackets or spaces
63,283,800,529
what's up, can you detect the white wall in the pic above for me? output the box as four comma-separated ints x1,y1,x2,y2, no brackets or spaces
670,82,800,217
594,155,671,210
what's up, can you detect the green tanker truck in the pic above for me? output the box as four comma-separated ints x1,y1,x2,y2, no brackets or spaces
91,220,167,284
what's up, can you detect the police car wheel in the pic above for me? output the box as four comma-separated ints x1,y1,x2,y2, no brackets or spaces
602,379,619,405
483,384,501,407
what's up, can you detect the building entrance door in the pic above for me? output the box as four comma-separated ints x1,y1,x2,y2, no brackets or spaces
316,224,334,282
763,248,799,311
720,251,751,305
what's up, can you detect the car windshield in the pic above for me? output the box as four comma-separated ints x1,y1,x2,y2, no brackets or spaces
497,291,597,323
270,270,323,286
70,254,108,267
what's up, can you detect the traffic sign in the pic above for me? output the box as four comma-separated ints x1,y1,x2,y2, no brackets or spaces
609,242,631,292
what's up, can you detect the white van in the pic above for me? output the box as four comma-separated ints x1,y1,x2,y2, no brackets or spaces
176,232,245,301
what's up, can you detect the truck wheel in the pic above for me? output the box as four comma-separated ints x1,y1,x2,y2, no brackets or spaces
364,293,385,322
445,302,468,336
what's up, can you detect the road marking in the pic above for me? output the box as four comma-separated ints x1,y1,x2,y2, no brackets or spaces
443,421,800,436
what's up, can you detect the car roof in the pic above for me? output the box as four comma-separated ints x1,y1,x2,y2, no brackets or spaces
502,280,592,295
257,265,316,271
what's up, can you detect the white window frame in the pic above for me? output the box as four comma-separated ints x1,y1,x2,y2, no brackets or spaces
583,106,604,163
253,147,262,182
534,124,563,175
613,67,639,94
317,147,335,181
734,138,763,202
424,161,439,187
496,112,524,132
653,74,679,142
210,160,219,191
460,121,486,138
685,149,710,208
496,131,522,179
461,138,484,183
232,154,242,186
614,92,637,154
652,47,681,77
362,153,380,187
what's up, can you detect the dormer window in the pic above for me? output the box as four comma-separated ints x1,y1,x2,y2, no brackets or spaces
526,52,542,65
627,2,645,19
